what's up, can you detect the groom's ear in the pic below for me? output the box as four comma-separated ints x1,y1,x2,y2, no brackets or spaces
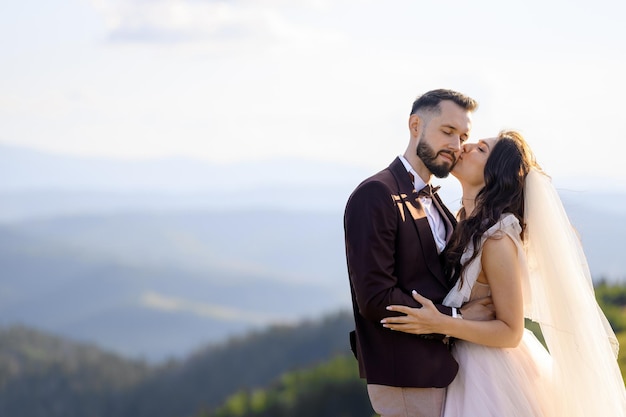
409,113,422,138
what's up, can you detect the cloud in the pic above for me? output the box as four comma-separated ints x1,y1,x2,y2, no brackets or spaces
90,0,344,46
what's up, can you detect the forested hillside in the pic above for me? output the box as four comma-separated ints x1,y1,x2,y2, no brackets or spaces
0,326,152,417
1,283,625,417
0,311,354,417
202,355,374,417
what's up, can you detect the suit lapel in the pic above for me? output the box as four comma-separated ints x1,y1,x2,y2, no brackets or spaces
432,192,457,241
388,159,448,287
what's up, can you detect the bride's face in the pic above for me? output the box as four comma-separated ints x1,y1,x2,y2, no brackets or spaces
452,137,499,187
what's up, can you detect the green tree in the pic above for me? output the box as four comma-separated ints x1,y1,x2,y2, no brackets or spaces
205,355,376,417
595,280,626,333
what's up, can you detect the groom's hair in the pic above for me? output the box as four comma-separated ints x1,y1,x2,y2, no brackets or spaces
410,89,478,116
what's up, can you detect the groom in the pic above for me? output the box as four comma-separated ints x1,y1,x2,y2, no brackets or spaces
344,89,493,417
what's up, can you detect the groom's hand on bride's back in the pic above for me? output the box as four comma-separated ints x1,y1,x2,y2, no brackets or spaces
460,297,495,321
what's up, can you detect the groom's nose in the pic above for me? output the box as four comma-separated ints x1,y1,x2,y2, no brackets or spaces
446,135,463,153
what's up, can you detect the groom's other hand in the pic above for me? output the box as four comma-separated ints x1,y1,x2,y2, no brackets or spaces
460,297,495,321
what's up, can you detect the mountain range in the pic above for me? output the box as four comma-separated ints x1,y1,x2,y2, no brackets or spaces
1,144,625,361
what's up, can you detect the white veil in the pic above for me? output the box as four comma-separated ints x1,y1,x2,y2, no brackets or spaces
523,168,626,416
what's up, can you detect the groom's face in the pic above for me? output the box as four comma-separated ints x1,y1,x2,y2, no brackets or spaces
416,136,453,178
415,100,472,178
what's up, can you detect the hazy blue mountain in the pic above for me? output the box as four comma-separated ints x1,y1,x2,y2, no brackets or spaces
1,144,625,361
4,143,624,219
0,216,347,361
560,194,626,280
4,209,349,288
0,143,371,219
0,144,370,192
0,186,356,220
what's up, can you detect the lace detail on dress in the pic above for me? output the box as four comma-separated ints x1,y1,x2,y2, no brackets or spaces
470,281,491,299
443,214,522,308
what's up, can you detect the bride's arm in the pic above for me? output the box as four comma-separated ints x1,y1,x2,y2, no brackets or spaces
382,235,525,348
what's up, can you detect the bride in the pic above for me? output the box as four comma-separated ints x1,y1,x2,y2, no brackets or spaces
381,130,626,416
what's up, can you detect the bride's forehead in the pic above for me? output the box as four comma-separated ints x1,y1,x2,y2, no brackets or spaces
482,137,499,147
466,137,498,146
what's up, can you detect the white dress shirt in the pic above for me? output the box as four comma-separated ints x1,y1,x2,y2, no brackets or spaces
398,155,447,253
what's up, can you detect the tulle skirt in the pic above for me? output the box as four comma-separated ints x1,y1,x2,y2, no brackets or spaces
443,329,555,417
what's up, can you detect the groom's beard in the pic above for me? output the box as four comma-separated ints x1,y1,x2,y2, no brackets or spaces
416,137,456,179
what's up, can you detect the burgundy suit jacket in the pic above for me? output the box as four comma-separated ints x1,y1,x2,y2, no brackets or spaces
344,157,458,388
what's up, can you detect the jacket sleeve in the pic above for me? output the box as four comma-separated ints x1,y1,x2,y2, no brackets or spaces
345,180,422,322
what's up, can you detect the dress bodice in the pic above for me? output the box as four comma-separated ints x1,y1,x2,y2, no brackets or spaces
469,281,491,301
443,213,522,308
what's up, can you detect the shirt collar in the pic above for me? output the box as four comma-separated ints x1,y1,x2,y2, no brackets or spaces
398,155,427,191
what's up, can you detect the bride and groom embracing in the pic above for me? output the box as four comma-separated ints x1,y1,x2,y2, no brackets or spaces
344,89,626,417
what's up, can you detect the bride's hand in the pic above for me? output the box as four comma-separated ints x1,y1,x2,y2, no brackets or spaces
380,290,443,335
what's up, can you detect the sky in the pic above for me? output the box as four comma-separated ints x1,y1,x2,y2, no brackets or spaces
2,0,626,189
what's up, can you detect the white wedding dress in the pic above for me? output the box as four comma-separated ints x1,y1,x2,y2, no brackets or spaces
441,169,626,417
442,214,554,417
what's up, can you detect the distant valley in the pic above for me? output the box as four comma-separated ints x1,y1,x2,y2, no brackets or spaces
0,210,349,361
1,144,625,361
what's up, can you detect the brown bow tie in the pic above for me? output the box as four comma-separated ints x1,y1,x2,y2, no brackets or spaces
418,184,441,198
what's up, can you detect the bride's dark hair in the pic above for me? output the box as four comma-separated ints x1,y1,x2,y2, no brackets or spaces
444,130,539,286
